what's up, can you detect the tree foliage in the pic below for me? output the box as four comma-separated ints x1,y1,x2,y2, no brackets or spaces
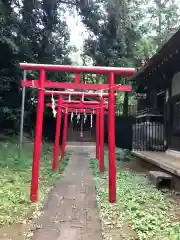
0,0,71,133
0,0,179,132
77,0,180,105
78,0,180,68
78,0,140,67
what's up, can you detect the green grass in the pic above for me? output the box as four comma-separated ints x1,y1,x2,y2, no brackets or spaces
0,136,69,226
90,151,180,240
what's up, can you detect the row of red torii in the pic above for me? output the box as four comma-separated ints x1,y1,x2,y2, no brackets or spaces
20,63,136,203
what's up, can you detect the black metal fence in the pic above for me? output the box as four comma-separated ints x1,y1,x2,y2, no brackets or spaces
104,115,135,150
133,121,166,151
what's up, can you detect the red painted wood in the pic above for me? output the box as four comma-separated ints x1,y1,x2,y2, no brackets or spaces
53,95,63,171
99,97,104,173
108,72,116,203
20,63,136,76
61,109,108,114
30,70,45,203
96,111,100,161
21,62,134,204
61,109,68,159
62,100,103,104
46,103,108,109
75,73,81,84
45,91,118,97
22,80,132,92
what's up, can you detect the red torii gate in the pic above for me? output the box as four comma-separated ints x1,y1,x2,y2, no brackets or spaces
46,98,108,173
45,91,112,170
45,91,111,170
20,63,135,203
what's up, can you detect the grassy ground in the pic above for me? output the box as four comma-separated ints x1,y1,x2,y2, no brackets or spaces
90,151,180,240
0,136,69,226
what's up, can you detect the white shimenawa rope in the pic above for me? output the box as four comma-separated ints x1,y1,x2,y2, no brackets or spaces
71,112,73,122
91,108,94,128
80,114,83,137
77,113,80,123
84,109,87,124
76,110,78,123
51,92,57,118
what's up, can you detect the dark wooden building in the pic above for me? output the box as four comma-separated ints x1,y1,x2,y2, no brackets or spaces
132,29,180,154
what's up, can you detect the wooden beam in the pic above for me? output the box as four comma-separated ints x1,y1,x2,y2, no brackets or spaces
20,63,136,76
44,90,117,97
46,103,108,109
22,80,132,91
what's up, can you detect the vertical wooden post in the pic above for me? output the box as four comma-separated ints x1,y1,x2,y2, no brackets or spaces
30,70,45,202
96,110,100,160
61,108,68,159
99,97,104,172
75,73,80,84
53,95,63,171
108,72,116,203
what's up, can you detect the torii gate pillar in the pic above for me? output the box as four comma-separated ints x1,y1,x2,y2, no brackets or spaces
96,111,100,160
53,95,63,171
61,109,68,159
108,72,116,203
99,97,104,173
31,70,45,202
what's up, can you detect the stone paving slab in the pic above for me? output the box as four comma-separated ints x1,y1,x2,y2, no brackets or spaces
32,144,102,240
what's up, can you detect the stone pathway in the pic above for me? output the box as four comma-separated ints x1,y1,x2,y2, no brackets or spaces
32,143,102,240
